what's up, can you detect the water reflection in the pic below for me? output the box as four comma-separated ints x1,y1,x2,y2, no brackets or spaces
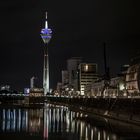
0,105,140,140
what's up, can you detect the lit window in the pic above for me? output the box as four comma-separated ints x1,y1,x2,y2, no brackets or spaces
84,64,88,71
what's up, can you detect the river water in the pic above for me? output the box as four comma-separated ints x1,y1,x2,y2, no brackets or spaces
0,103,140,140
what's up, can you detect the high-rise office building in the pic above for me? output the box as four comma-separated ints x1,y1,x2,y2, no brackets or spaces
30,76,40,88
62,70,69,85
79,63,98,95
67,57,82,91
30,76,36,88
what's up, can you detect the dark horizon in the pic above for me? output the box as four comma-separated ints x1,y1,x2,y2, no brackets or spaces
0,0,140,91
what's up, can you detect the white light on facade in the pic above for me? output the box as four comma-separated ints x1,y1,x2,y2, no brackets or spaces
85,64,88,71
119,83,125,91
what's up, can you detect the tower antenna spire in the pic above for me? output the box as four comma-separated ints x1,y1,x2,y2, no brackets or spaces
45,11,48,29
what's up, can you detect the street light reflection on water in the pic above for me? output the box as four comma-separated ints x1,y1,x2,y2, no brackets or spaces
0,104,140,140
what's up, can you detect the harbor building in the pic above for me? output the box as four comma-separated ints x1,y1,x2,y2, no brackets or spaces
29,88,44,97
79,63,98,95
125,64,140,95
0,85,10,91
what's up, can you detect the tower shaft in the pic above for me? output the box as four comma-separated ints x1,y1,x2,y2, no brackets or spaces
43,44,49,94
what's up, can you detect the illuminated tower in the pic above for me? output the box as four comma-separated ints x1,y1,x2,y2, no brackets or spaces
40,12,52,95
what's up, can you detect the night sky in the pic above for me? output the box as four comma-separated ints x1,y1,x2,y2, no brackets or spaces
0,0,140,91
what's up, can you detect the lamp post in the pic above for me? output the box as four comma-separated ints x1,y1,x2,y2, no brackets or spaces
40,12,52,95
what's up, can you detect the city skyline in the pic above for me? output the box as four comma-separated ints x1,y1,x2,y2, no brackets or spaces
0,0,140,90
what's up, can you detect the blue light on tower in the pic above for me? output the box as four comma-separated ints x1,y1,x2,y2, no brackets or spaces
41,28,52,43
40,12,52,95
